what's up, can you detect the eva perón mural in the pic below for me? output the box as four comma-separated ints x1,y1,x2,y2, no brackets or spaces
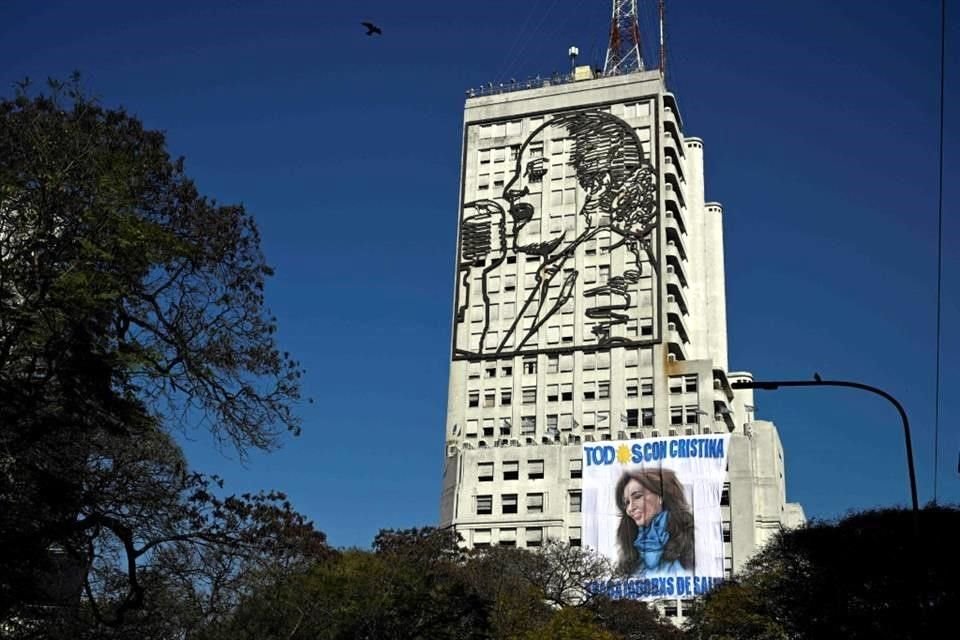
581,434,730,600
454,108,659,359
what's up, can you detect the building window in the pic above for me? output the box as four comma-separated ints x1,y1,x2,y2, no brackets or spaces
498,527,516,547
526,527,543,548
642,409,655,427
503,461,519,481
502,494,518,514
568,526,581,547
501,389,512,406
521,416,536,434
561,384,573,401
721,483,730,506
669,376,684,394
523,357,536,375
468,391,479,408
476,495,492,515
484,391,496,408
547,354,559,373
583,382,596,400
582,411,596,430
482,419,495,437
478,462,494,482
626,380,638,398
640,320,653,336
528,459,544,479
547,384,559,402
626,408,639,427
502,365,513,377
685,405,699,424
641,378,653,396
670,407,683,425
598,381,610,399
546,414,558,431
686,375,698,392
664,602,678,618
527,493,544,514
500,419,511,435
570,459,582,479
473,528,491,548
569,491,582,512
522,387,537,405
468,363,481,379
722,522,732,543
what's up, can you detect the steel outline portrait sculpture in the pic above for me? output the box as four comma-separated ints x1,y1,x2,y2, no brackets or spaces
455,108,659,358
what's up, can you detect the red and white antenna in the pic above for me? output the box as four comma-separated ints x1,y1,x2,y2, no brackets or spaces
603,0,644,75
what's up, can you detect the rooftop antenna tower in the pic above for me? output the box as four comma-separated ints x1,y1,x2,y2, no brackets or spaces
603,0,644,75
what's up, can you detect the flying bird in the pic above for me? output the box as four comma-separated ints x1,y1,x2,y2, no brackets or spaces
361,21,382,36
814,372,822,382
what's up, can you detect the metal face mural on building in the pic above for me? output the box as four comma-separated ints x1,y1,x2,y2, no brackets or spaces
581,434,730,601
454,109,660,359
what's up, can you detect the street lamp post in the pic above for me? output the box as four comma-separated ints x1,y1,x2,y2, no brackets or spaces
730,377,919,522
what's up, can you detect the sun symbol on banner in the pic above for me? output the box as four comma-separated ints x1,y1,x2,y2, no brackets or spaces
616,444,632,464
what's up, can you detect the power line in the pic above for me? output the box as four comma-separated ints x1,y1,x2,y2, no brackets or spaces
933,0,946,502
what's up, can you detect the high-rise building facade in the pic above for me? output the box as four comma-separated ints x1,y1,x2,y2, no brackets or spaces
439,66,803,618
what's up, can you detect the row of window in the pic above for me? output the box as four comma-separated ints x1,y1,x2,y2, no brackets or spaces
477,458,580,481
471,525,581,548
468,379,630,406
464,419,718,440
466,378,658,409
476,490,581,515
473,104,652,143
466,349,651,380
466,376,695,409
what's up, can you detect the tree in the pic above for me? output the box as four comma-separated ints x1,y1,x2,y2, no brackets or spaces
519,607,618,640
684,506,960,640
207,529,489,640
588,597,685,640
0,76,315,631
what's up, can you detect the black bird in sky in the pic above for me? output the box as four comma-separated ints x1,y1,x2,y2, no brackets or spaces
814,372,822,382
361,22,382,36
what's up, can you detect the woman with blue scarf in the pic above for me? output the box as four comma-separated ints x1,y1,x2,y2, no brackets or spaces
615,469,694,576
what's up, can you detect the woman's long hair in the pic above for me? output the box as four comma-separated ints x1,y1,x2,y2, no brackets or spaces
614,469,694,574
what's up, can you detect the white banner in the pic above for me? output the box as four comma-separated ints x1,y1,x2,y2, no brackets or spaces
582,435,730,600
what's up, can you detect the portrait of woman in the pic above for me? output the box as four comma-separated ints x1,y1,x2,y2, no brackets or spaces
615,469,695,576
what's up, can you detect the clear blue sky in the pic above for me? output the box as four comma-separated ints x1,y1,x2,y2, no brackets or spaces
1,0,956,548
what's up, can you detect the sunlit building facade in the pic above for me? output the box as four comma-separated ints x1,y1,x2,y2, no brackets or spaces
439,67,803,619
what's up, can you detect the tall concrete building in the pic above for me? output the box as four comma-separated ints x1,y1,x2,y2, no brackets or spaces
439,61,803,618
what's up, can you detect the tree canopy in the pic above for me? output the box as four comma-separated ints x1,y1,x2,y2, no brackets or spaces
683,505,960,640
0,77,321,632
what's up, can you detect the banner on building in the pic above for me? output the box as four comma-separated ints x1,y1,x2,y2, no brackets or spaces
582,434,730,600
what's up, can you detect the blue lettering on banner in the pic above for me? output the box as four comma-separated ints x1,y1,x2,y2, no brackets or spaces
642,440,667,462
584,445,617,466
584,437,726,466
587,576,725,600
668,438,725,459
